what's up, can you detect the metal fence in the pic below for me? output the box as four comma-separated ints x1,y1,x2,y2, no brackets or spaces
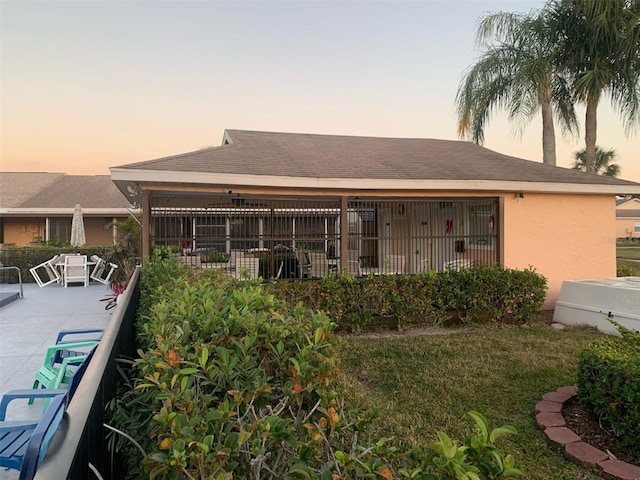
150,196,499,276
34,268,140,480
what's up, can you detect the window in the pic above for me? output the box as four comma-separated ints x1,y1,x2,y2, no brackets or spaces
634,222,640,233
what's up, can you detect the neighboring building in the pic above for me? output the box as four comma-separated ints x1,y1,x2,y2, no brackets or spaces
616,197,640,239
110,129,640,307
0,172,134,246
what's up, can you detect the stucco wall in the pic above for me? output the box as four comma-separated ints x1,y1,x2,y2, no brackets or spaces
616,218,640,238
2,218,45,246
84,217,117,245
503,193,616,309
2,216,123,247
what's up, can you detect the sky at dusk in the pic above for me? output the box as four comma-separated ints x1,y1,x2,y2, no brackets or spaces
1,0,638,181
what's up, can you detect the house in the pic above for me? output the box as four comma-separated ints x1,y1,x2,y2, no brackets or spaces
616,197,640,239
0,172,134,246
110,129,640,307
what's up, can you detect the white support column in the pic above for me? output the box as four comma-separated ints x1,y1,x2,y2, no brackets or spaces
45,217,50,242
112,217,117,245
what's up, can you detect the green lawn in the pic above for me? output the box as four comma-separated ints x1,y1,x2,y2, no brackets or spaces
617,246,640,275
336,325,604,480
617,246,640,260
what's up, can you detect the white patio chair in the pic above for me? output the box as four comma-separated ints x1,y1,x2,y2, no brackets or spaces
29,255,61,287
89,255,118,285
63,255,88,287
308,252,329,278
295,251,311,278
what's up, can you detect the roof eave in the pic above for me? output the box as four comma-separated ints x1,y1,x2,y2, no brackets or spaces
0,207,137,216
110,168,640,196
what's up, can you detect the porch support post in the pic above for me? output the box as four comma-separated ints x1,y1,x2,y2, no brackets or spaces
339,196,348,273
45,217,50,242
141,189,151,264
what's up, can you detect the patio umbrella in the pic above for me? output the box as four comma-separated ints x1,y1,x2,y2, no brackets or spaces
70,203,86,247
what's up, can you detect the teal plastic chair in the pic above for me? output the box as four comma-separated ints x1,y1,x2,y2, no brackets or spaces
29,341,99,409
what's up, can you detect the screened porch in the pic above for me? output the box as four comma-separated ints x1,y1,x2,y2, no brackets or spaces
148,195,500,279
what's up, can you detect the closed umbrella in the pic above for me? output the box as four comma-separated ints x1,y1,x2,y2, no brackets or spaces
70,203,86,247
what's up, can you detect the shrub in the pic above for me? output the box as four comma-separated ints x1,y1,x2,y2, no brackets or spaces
202,251,229,263
266,266,547,332
110,261,523,479
616,264,635,277
577,326,640,451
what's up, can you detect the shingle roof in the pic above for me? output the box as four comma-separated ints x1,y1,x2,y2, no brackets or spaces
617,209,640,218
114,129,639,187
1,173,130,210
617,198,640,207
0,172,65,208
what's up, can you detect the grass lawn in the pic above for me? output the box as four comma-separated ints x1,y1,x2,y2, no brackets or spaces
617,246,640,275
617,246,640,260
618,259,640,275
336,324,604,480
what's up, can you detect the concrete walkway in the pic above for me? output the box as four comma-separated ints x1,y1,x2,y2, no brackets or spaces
0,282,114,421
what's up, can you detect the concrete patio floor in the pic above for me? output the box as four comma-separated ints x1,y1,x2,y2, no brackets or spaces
0,281,117,479
1,282,114,479
0,282,114,421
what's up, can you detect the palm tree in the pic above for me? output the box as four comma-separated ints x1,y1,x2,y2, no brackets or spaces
456,10,578,166
572,146,621,177
550,0,640,173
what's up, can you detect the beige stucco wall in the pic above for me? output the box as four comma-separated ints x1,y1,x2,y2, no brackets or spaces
503,193,616,309
617,199,640,210
2,218,45,246
84,217,117,245
616,218,640,238
2,216,123,247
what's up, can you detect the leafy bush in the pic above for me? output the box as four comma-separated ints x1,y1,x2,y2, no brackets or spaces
616,264,635,277
202,251,229,263
266,266,547,332
577,326,640,451
110,261,523,479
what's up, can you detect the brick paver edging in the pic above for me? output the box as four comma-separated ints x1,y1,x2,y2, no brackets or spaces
535,386,640,480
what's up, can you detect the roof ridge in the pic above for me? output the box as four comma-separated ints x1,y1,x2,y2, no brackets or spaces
225,128,451,142
114,143,238,169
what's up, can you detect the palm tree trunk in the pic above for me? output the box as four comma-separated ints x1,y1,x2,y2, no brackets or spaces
540,95,556,166
584,97,598,173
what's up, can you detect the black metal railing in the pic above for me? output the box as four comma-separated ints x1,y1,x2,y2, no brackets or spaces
34,268,140,480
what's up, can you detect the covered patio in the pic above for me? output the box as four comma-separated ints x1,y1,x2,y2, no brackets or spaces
111,129,640,306
147,195,499,278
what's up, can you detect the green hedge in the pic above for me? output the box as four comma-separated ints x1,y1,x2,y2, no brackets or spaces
577,328,640,451
265,265,547,332
0,245,112,283
109,255,523,479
